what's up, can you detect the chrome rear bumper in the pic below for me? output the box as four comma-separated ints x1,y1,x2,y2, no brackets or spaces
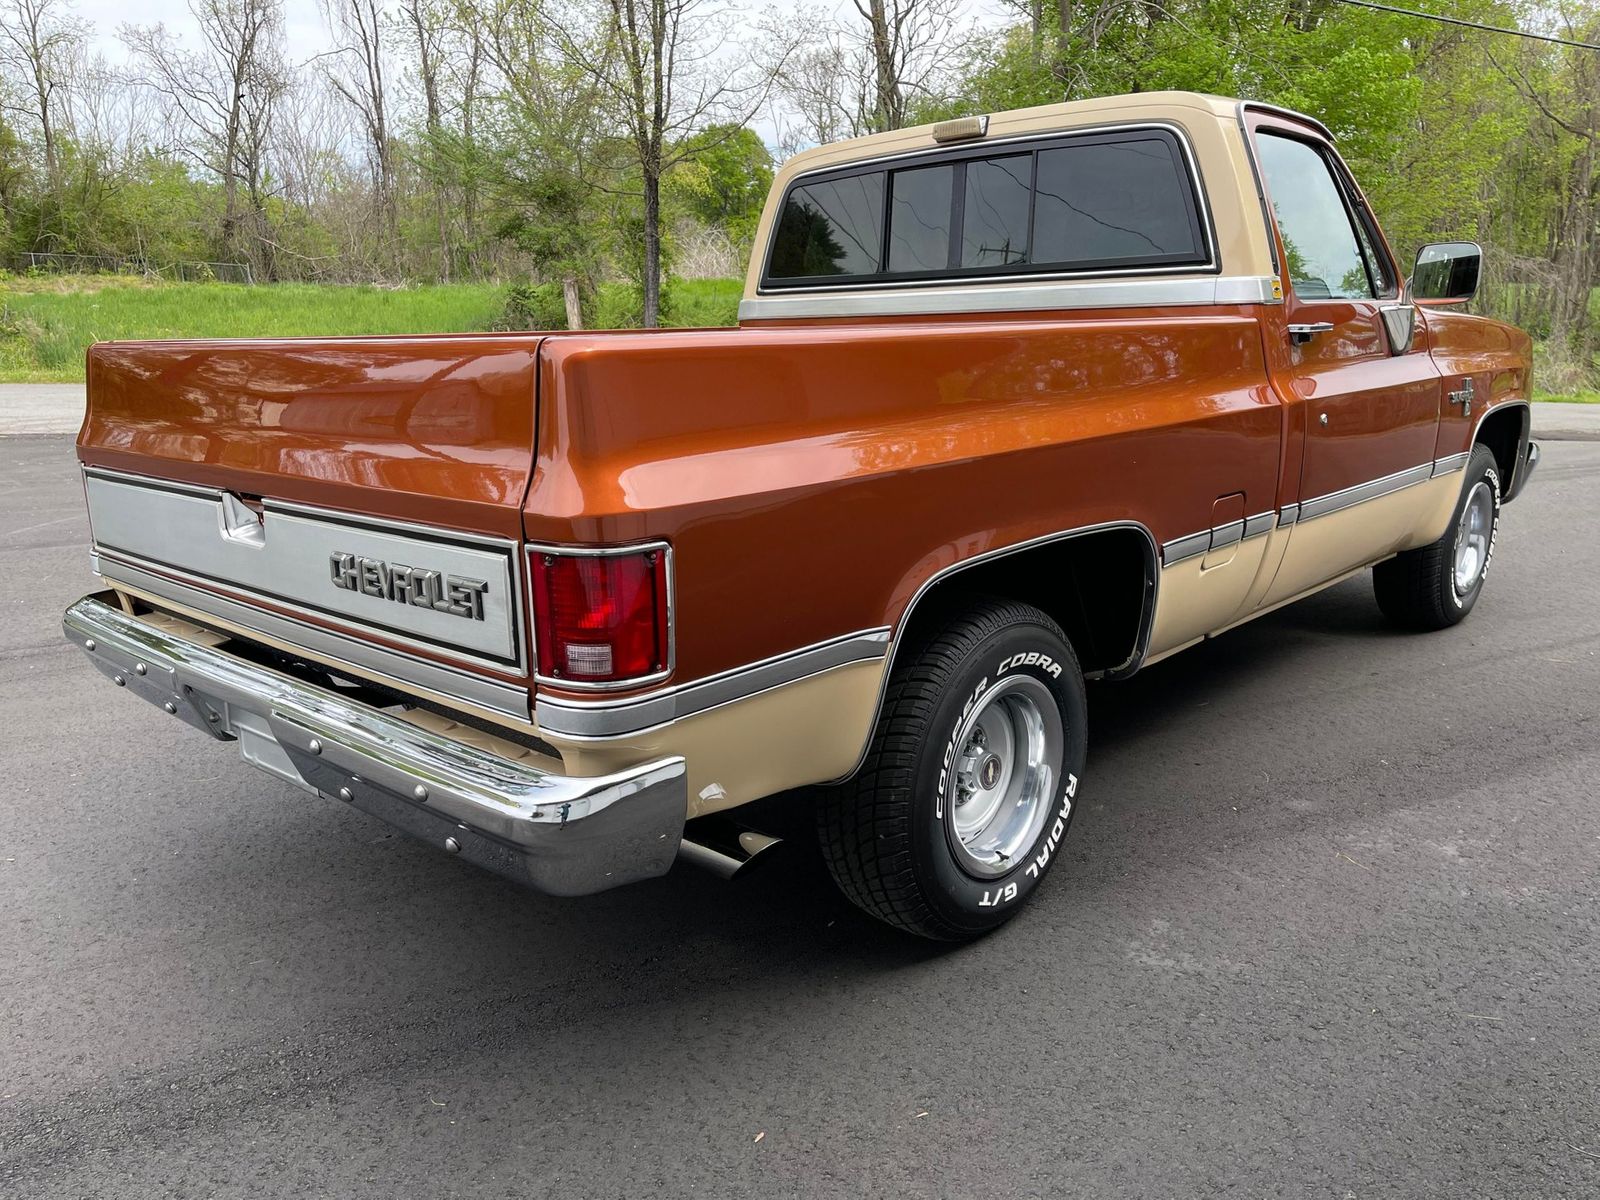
63,594,687,896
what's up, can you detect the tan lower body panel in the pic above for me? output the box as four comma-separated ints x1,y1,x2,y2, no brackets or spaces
1145,531,1276,662
1260,473,1460,610
549,658,888,820
1146,470,1463,663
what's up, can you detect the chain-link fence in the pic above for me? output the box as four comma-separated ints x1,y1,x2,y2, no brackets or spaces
10,252,255,285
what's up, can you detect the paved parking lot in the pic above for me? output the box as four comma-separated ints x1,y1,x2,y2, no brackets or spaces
2,434,1597,1198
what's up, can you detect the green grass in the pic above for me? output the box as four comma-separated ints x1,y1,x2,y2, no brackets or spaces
0,275,743,383
1536,389,1600,403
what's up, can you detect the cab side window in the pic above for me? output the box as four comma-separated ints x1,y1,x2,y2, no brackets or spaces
1255,133,1378,301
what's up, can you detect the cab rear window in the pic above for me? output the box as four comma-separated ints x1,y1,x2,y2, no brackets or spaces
762,127,1210,289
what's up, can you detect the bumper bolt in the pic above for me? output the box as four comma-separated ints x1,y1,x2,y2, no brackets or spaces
444,836,461,854
163,701,178,714
85,639,96,652
134,663,147,676
307,738,323,755
413,784,429,802
112,674,125,686
337,786,353,802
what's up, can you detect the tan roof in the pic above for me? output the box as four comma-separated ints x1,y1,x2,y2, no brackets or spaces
776,92,1246,179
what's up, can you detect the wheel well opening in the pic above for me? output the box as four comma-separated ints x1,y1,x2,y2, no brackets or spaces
1474,404,1527,495
897,528,1154,678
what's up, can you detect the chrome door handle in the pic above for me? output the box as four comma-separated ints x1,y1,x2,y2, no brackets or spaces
1288,322,1335,345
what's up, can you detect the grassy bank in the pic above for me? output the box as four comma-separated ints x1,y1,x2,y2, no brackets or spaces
5,274,1595,400
0,275,742,383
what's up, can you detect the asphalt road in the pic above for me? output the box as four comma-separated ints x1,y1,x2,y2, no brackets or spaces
2,436,1597,1199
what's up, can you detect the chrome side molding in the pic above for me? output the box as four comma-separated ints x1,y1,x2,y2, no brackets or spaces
1162,445,1490,566
535,627,890,739
1297,462,1435,523
1162,510,1275,566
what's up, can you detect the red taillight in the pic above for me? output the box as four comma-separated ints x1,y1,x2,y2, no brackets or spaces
530,547,670,685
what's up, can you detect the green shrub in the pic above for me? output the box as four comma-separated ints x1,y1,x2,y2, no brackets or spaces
497,282,574,331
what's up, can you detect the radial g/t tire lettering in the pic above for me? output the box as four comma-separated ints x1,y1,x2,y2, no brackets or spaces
816,598,1088,941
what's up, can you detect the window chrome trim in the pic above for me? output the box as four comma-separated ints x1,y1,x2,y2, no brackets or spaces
525,541,676,693
535,627,891,739
739,274,1283,321
94,553,531,720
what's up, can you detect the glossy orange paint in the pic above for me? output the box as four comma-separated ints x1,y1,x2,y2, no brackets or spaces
527,305,1283,690
80,334,545,539
1423,308,1533,460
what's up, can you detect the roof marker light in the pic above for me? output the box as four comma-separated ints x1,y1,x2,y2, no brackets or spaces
932,115,989,144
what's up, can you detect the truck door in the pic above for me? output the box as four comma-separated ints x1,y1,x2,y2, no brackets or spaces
1245,115,1443,605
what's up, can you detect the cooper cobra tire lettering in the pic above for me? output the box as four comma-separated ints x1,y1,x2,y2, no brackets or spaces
936,675,989,819
815,600,1089,940
998,651,1063,679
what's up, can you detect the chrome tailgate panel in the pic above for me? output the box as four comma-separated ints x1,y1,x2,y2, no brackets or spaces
85,467,524,672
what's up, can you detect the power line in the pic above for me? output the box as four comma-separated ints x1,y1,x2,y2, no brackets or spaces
1329,0,1600,50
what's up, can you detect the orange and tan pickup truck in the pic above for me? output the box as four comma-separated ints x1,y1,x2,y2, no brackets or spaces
64,92,1538,939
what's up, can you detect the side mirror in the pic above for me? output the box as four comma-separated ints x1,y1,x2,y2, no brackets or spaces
1409,241,1481,305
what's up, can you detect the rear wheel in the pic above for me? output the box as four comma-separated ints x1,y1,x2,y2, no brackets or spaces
817,599,1087,941
1374,443,1501,630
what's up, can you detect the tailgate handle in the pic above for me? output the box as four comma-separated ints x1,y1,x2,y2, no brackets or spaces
219,492,266,548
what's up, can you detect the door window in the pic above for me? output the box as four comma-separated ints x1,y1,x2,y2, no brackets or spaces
1255,134,1377,301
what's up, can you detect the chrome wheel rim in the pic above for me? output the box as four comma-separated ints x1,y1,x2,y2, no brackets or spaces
1453,480,1494,596
946,675,1065,878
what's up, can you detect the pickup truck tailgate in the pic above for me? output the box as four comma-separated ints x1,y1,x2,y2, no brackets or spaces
77,335,545,704
81,334,544,537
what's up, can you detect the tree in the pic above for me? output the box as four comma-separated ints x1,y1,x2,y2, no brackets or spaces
771,0,964,145
122,0,289,273
399,0,451,277
668,123,772,248
554,0,790,327
1489,10,1600,372
0,0,84,194
318,0,395,259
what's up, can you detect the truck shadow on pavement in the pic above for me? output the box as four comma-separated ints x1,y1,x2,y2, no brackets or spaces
165,572,1406,986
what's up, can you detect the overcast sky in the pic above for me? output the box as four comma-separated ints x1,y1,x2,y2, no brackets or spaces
74,0,1015,69
68,0,1016,151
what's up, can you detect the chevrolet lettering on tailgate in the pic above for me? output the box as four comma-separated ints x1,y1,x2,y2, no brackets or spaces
329,552,489,621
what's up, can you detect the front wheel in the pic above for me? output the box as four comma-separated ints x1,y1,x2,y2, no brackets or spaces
816,599,1088,941
1374,443,1501,630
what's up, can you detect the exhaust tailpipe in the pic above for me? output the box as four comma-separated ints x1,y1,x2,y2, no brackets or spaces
678,816,784,880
